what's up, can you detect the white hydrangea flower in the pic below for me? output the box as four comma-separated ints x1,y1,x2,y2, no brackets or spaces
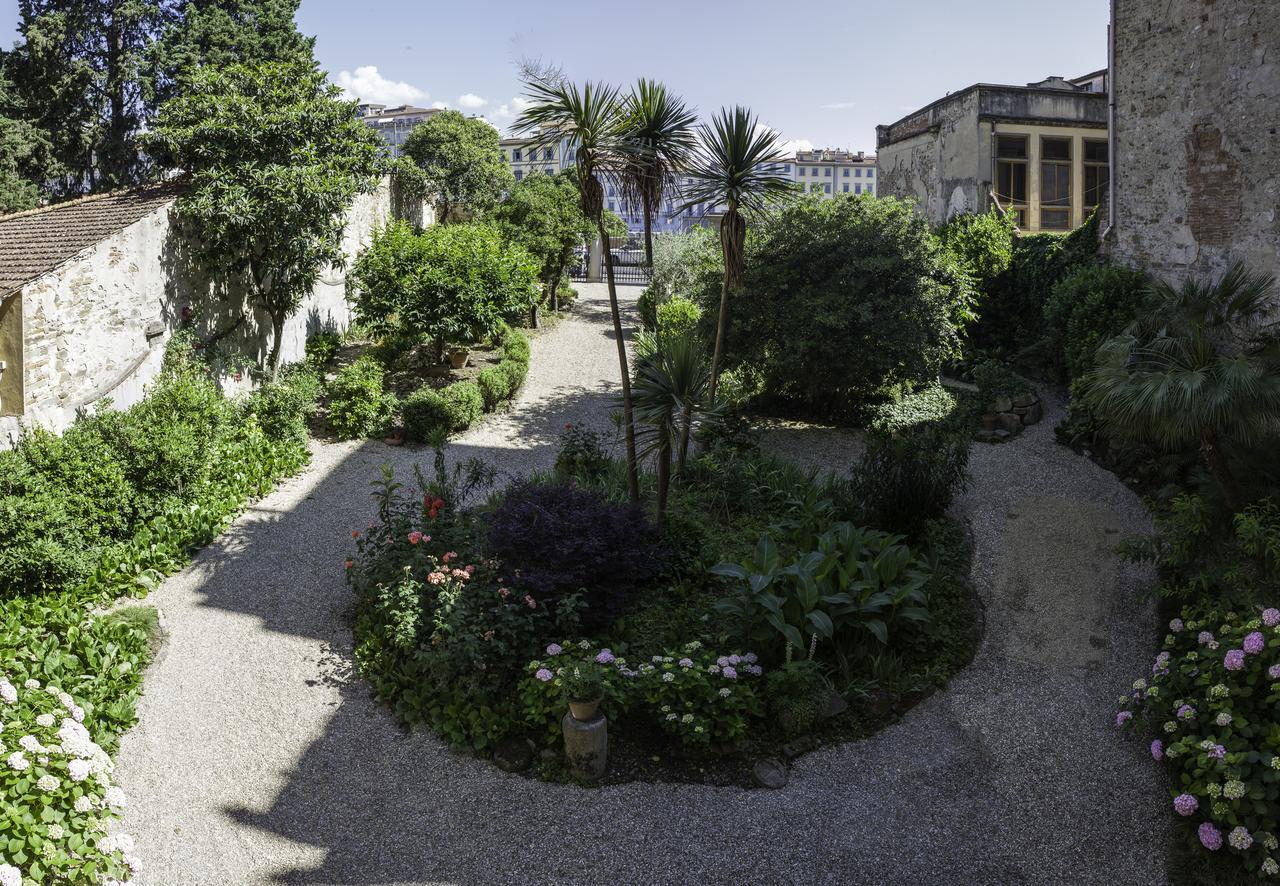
23,679,39,691
36,774,59,792
18,735,41,753
0,680,16,705
680,713,693,724
662,673,674,683
104,787,127,809
57,692,73,708
1263,858,1278,877
74,796,92,813
68,759,91,782
70,705,85,723
1216,712,1233,727
46,823,63,841
7,751,28,771
114,833,135,854
35,714,54,728
665,713,677,721
0,863,19,886
719,687,732,698
1225,780,1247,800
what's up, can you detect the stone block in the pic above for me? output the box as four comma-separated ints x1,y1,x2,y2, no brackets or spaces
992,396,1013,413
995,412,1023,435
1021,402,1044,425
1012,392,1037,408
562,711,607,782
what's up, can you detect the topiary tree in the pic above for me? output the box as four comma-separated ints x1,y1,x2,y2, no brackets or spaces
347,221,538,362
401,108,513,223
146,62,384,378
701,194,972,418
488,170,594,323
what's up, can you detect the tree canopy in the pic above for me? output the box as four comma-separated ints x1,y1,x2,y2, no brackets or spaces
401,109,512,223
146,62,384,375
489,171,593,310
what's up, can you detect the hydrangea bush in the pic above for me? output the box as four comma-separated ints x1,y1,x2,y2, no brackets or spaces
0,675,136,884
1120,608,1280,877
519,640,764,750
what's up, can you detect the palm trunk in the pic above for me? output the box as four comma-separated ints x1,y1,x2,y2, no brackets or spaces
656,434,671,517
708,274,729,402
1201,428,1242,512
676,401,693,473
598,217,640,502
643,203,654,267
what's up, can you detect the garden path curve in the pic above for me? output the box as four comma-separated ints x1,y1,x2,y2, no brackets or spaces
114,282,1168,885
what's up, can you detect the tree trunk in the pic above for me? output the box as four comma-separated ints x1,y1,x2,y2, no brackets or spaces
267,311,286,381
708,275,730,403
598,216,640,503
1202,428,1242,512
677,401,693,473
643,202,654,267
436,335,447,365
656,434,671,517
708,206,745,403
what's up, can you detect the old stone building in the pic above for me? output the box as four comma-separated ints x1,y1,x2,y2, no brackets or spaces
876,74,1109,232
0,178,418,440
1106,0,1278,283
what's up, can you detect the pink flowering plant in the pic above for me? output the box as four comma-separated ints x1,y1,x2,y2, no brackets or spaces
0,675,135,884
1120,607,1280,877
519,640,764,750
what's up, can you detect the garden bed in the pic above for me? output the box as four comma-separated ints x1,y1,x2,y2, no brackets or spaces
345,424,981,786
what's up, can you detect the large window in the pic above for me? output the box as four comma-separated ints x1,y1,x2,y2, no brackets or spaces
994,134,1028,227
1083,139,1109,215
1039,136,1072,230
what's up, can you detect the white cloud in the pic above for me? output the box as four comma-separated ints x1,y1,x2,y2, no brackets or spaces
779,138,815,157
457,93,488,109
486,96,535,132
334,65,427,106
821,101,857,110
430,100,449,110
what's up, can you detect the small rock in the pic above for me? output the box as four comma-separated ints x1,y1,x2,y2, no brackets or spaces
994,429,1012,440
992,396,1013,413
995,413,1022,435
1012,392,1037,408
1022,402,1044,425
493,737,533,772
980,412,999,431
753,757,788,789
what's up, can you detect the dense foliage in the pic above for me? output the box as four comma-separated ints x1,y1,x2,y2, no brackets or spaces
938,209,1015,285
701,195,972,417
327,354,396,440
1043,262,1149,381
146,62,384,375
346,221,538,360
401,109,513,222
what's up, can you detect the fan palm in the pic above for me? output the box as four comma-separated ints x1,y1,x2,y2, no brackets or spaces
618,79,698,267
679,107,794,399
1082,262,1280,511
632,327,718,516
514,77,641,502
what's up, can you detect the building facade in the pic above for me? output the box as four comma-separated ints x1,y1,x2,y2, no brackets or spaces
875,75,1108,232
498,137,876,234
358,103,442,156
1106,0,1278,283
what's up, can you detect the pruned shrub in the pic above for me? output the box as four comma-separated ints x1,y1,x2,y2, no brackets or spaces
866,384,959,435
401,388,451,442
854,413,972,537
476,367,509,411
245,365,321,447
441,381,483,430
327,354,396,440
484,479,666,630
1043,262,1149,381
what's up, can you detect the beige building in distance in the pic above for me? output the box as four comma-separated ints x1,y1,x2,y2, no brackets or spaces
875,73,1109,232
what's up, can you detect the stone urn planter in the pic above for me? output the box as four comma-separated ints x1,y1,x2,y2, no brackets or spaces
562,706,607,782
448,348,469,369
568,698,601,722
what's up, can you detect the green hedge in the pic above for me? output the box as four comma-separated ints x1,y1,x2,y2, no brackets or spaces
0,335,317,882
401,329,531,442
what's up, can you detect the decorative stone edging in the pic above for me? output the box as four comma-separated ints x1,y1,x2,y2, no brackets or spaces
977,391,1042,444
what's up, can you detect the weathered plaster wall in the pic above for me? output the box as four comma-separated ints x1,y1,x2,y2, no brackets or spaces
1109,0,1279,283
876,89,984,224
1,177,411,441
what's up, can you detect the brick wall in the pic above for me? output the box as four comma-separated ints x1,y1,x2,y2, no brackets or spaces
1109,0,1279,283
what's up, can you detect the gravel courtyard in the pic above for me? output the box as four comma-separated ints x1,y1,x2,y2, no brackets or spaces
113,282,1168,885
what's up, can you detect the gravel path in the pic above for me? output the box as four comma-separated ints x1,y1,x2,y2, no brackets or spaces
114,283,1167,885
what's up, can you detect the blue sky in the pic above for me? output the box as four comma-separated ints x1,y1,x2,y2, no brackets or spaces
1,0,1110,153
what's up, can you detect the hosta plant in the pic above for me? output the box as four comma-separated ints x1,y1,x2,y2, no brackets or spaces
1120,607,1280,877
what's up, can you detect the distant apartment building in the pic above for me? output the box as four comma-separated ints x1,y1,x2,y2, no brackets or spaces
358,103,442,156
498,137,875,233
875,73,1109,232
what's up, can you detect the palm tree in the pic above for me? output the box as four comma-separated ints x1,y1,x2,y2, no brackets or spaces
514,77,641,502
618,79,698,267
679,107,793,400
1082,263,1280,512
631,328,717,516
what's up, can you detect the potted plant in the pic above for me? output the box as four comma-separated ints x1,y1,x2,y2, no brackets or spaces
562,661,604,721
448,347,470,369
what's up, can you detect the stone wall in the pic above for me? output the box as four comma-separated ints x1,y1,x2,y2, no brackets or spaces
1108,0,1279,283
1,177,411,441
877,88,984,224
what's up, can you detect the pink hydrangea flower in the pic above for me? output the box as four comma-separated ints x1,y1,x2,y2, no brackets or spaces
1173,793,1198,816
1224,649,1246,671
1264,608,1280,627
535,668,553,682
1115,710,1132,727
1199,822,1223,850
407,531,422,544
1243,631,1266,654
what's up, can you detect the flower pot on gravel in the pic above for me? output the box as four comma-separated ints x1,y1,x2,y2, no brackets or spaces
448,348,469,369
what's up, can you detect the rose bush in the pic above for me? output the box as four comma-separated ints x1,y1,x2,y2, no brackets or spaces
1121,607,1280,877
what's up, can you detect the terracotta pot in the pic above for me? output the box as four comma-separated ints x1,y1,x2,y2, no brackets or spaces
448,349,469,369
568,699,601,722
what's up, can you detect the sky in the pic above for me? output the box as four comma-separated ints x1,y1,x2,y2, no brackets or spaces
0,0,1111,154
